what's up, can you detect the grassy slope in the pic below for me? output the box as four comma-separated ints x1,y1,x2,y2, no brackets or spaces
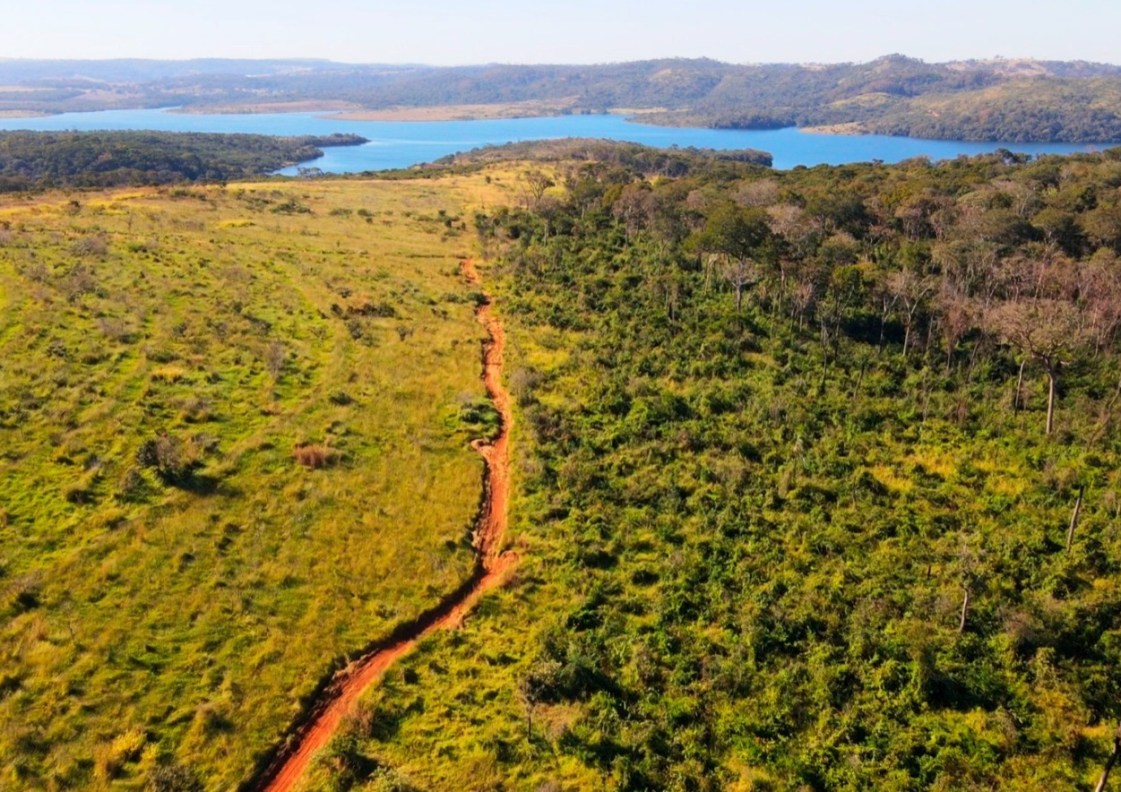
0,171,517,789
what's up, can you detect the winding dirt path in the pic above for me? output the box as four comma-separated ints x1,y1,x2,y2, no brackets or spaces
253,260,515,792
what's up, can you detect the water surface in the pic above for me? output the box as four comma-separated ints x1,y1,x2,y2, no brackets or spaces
0,108,1101,172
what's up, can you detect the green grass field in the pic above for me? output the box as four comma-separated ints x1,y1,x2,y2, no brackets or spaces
0,172,519,789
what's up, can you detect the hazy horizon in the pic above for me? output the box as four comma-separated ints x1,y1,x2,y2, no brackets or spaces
6,0,1121,67
2,53,1120,69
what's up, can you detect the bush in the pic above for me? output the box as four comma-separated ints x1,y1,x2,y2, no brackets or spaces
117,466,151,503
293,444,336,469
147,762,203,792
136,433,201,485
94,728,146,782
71,235,108,257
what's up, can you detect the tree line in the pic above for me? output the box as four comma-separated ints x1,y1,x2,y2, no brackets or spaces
415,144,1121,789
5,56,1121,143
0,131,366,191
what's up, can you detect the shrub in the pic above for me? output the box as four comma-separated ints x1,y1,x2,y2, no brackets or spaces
293,444,335,469
178,397,213,423
271,198,311,215
137,433,200,485
63,263,99,300
63,476,97,505
151,366,187,383
6,574,41,615
71,235,108,257
264,340,286,380
147,762,203,792
94,728,147,781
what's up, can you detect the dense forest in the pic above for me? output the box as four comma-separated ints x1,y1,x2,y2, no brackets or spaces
5,55,1121,143
0,131,365,190
432,139,774,171
299,144,1121,790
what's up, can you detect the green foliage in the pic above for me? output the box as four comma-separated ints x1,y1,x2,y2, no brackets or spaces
0,131,367,191
322,148,1121,790
449,396,502,443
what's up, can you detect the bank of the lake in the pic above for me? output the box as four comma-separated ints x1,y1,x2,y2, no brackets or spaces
0,108,1101,173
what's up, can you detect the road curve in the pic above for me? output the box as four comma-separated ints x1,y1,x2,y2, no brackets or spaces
251,259,515,792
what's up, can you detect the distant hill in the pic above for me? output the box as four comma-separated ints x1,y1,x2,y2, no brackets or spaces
3,55,1121,143
0,57,366,82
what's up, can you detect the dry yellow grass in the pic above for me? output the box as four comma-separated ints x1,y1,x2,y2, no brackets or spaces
0,168,521,789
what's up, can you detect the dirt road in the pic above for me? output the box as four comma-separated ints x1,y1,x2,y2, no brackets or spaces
253,260,515,792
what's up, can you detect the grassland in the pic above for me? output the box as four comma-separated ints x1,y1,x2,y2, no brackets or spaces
0,170,519,789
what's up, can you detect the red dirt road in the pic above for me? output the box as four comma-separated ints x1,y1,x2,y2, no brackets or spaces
255,260,515,792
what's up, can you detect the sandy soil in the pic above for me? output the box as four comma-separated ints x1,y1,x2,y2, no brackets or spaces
171,100,364,115
328,99,577,122
256,259,516,792
799,122,870,135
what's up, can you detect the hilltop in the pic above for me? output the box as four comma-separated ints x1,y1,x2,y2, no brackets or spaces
4,55,1121,142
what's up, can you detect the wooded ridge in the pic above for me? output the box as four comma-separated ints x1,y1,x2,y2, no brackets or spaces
5,55,1121,142
0,131,367,190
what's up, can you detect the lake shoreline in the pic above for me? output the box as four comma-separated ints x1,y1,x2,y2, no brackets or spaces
0,108,1096,174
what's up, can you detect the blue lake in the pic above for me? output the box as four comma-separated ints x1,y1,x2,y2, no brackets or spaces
0,108,1104,172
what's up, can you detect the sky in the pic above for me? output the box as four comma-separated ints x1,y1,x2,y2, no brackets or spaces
4,0,1120,65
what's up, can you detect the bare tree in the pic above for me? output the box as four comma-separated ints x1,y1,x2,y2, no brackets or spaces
522,169,554,211
987,298,1091,435
1082,256,1121,354
954,537,984,634
265,340,286,381
936,283,977,370
723,258,760,313
885,269,937,359
1066,485,1085,553
1096,727,1121,792
612,184,655,241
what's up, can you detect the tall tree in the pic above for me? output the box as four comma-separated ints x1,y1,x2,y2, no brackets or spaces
694,203,772,312
988,298,1091,434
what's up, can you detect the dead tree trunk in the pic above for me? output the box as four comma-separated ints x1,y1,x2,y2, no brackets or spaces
1046,364,1058,436
1090,369,1121,445
1067,486,1085,552
1014,358,1027,411
958,587,971,633
1095,731,1121,792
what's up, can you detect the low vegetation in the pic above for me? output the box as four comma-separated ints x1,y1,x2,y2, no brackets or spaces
9,137,1121,790
0,170,515,789
310,147,1121,790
